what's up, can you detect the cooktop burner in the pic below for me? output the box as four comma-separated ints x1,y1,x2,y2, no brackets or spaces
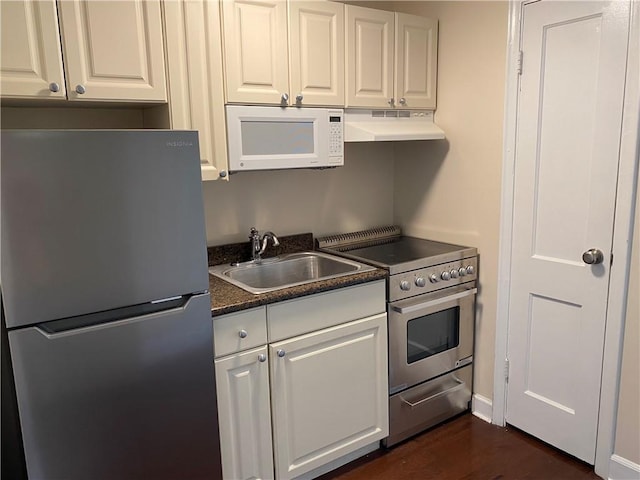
317,226,477,275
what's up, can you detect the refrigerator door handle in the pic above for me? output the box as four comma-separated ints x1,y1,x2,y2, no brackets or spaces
34,295,191,339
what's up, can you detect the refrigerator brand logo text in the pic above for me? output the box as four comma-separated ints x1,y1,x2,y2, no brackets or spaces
166,141,193,147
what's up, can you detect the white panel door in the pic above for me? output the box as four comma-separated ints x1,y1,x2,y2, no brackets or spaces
270,313,388,479
215,346,274,480
506,0,630,463
0,0,66,99
345,5,394,108
395,13,437,109
289,0,344,106
58,0,166,102
222,0,289,105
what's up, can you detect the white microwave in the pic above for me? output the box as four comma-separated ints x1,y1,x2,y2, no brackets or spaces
226,105,343,172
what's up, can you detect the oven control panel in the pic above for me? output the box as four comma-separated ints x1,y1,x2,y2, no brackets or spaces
390,257,478,301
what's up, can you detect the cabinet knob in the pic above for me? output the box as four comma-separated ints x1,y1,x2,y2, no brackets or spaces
219,170,227,178
281,93,289,104
75,84,86,94
49,82,60,93
388,98,394,106
399,97,406,106
238,329,248,339
277,349,286,358
258,354,267,363
295,94,303,103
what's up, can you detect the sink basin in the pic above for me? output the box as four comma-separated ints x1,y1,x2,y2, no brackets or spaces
209,251,376,294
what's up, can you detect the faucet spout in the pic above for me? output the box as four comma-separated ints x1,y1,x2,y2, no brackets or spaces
248,228,279,262
259,231,280,256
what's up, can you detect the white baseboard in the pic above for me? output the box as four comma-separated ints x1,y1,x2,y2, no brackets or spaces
609,454,640,480
471,394,493,423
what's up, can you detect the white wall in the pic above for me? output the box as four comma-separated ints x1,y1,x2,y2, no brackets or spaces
615,180,640,465
202,142,395,246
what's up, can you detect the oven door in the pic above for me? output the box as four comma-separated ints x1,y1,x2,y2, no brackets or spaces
388,284,476,394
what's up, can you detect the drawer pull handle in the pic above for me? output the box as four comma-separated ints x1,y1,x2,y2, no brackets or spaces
238,329,248,339
399,377,465,409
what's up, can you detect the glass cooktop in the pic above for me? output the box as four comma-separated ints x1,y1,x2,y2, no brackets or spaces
324,236,476,275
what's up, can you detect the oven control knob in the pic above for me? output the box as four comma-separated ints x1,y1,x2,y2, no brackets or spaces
441,271,451,281
429,274,439,283
458,267,467,277
415,277,426,287
450,269,459,279
400,280,411,291
466,265,475,275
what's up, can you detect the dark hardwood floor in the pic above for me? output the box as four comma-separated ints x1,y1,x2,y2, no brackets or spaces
320,413,601,480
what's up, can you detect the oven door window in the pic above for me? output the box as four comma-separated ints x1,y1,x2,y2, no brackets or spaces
407,306,460,364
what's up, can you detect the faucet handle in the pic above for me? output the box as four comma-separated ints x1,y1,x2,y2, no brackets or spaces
249,227,259,239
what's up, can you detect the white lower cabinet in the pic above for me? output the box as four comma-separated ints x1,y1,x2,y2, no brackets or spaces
215,345,275,480
213,280,388,480
270,313,388,479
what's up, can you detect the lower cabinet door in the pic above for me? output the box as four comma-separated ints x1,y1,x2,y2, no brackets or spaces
215,346,274,480
269,313,389,479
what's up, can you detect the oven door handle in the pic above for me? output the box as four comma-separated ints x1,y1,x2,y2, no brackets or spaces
391,288,477,314
399,377,466,408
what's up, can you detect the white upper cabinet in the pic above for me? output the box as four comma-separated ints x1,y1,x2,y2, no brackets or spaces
58,0,166,102
346,5,438,109
345,5,394,108
395,12,438,109
222,0,290,105
162,0,229,181
288,1,344,106
222,0,344,106
0,0,66,99
0,0,166,103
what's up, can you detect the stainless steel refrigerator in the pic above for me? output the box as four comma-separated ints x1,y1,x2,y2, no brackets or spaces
1,130,222,479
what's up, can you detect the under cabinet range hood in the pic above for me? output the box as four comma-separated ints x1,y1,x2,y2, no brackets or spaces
344,109,445,142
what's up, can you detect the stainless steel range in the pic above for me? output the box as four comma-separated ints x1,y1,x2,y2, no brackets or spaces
317,226,478,447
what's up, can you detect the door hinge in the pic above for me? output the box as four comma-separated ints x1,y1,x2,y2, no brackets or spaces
504,358,510,382
517,50,523,75
610,252,614,267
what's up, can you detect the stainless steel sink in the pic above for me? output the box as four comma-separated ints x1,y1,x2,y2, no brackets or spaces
209,251,376,294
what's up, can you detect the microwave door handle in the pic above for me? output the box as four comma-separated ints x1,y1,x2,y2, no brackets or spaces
391,288,477,315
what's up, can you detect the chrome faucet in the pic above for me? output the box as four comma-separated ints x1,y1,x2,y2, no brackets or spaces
249,227,280,262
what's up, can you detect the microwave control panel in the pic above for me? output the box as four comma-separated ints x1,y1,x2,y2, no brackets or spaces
328,109,344,163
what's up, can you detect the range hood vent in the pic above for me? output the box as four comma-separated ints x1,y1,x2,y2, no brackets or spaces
344,109,445,142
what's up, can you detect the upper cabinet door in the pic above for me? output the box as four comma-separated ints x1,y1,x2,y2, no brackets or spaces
0,0,66,99
57,0,166,102
162,0,229,181
395,13,438,109
222,0,289,105
288,0,344,107
345,5,394,108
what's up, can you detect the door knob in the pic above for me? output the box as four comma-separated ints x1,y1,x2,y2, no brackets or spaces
582,248,604,265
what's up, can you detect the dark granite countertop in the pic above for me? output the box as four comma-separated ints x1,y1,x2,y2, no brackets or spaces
209,268,388,316
207,232,388,316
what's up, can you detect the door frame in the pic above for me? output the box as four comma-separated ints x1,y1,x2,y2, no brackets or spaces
493,0,640,477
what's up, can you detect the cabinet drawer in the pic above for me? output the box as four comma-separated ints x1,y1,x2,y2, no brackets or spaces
268,280,385,342
213,306,267,358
